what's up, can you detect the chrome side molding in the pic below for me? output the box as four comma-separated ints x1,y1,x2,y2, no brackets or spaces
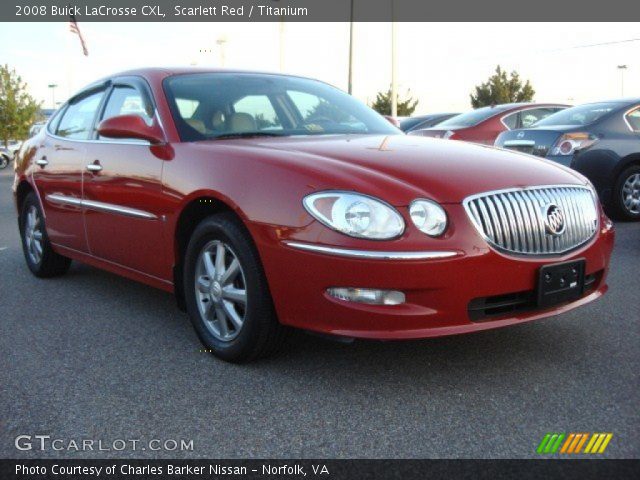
284,241,459,260
46,194,158,220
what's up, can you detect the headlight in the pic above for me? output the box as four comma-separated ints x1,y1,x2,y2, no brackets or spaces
303,191,405,240
409,199,448,236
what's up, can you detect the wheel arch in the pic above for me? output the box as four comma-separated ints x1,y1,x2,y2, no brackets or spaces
15,179,35,217
615,153,640,178
172,191,252,311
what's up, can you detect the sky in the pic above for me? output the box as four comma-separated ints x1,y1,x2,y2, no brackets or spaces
1,22,639,114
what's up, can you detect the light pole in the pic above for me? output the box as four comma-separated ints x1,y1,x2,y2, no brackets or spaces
617,65,628,97
279,20,285,71
348,0,354,94
48,84,58,110
390,1,397,117
216,37,227,67
272,0,285,71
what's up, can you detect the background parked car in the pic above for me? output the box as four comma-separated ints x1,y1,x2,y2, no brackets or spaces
495,99,640,220
409,103,569,145
399,113,459,133
0,147,11,169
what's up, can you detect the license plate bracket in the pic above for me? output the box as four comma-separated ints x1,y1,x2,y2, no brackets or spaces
537,259,586,308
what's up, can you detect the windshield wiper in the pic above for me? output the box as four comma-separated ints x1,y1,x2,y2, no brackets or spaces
213,132,287,140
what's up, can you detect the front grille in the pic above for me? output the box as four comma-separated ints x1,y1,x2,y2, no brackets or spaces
463,185,598,255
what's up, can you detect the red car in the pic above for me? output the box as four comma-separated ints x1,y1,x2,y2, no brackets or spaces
408,103,569,145
13,69,613,362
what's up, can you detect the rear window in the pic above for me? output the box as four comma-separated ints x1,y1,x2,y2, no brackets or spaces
625,108,640,132
535,102,620,127
437,106,509,128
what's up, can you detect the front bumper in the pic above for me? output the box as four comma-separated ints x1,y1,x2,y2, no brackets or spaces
250,204,615,340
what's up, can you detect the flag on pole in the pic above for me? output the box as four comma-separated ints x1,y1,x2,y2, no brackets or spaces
69,13,88,56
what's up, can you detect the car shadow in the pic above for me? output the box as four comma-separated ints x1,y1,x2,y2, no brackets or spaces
61,260,591,387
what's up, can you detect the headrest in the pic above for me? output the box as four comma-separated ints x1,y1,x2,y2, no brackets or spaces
211,111,226,129
228,113,257,133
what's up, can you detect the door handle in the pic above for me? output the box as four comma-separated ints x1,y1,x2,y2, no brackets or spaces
36,157,48,167
86,162,103,173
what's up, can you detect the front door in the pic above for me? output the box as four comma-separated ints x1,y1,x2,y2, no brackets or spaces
81,81,168,280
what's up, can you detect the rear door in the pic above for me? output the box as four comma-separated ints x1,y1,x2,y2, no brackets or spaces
34,87,107,252
81,78,169,280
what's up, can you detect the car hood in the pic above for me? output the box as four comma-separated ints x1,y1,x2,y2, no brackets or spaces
202,134,586,204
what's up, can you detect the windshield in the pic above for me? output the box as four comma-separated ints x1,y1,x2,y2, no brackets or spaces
163,73,399,141
534,102,620,127
436,106,510,128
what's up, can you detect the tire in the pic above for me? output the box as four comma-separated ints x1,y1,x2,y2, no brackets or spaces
611,165,640,221
19,192,71,277
183,213,288,363
0,155,9,169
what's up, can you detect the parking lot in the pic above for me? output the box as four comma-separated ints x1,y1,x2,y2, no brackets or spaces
0,168,638,459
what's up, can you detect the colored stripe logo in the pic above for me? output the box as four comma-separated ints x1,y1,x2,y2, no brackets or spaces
537,433,613,454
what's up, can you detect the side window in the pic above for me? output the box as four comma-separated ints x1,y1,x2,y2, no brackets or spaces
55,90,105,140
520,108,559,128
232,95,282,131
46,106,65,135
502,112,519,130
100,85,153,125
625,108,640,132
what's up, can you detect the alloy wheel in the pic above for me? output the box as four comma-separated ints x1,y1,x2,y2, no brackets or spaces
194,240,248,342
622,173,640,215
24,205,44,265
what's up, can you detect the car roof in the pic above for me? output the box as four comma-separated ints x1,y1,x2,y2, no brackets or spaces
578,98,640,107
71,67,330,102
105,67,321,83
478,102,570,111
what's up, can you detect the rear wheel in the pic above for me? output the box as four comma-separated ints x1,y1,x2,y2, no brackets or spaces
0,154,9,169
183,213,287,362
19,192,71,277
612,166,640,221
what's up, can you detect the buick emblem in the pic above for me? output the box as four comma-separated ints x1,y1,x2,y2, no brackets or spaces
516,131,525,139
543,204,566,236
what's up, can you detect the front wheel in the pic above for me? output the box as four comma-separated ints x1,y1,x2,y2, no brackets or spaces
0,155,9,169
183,213,287,363
612,166,640,221
19,192,71,277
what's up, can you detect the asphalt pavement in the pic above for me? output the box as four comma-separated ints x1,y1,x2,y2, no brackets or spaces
0,168,638,459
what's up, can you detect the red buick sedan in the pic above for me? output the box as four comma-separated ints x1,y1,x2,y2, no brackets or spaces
409,103,569,145
14,69,613,362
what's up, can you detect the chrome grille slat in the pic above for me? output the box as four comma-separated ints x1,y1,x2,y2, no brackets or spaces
485,198,504,247
493,195,513,251
464,185,598,256
476,199,495,242
515,190,539,253
505,193,525,252
566,189,583,243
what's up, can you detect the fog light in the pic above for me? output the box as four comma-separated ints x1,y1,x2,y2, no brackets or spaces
327,287,405,305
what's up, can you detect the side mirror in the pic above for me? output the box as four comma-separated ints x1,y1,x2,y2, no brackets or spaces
97,114,164,144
